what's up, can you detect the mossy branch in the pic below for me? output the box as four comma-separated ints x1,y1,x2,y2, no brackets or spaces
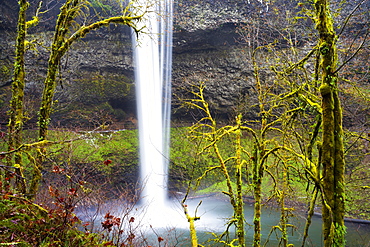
298,94,322,113
25,1,42,29
181,201,201,247
60,13,145,54
1,136,86,160
195,165,222,188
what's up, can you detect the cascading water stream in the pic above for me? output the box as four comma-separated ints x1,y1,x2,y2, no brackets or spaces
131,0,223,230
132,0,173,223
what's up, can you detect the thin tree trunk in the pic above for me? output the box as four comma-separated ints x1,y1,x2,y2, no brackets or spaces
235,115,245,247
252,146,262,247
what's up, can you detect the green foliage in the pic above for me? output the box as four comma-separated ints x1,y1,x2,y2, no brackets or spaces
44,129,139,189
0,188,138,246
0,126,141,245
196,180,249,195
0,196,103,246
0,128,140,200
170,127,238,190
63,130,137,162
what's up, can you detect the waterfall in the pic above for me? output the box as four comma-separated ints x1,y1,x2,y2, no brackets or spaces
132,0,173,217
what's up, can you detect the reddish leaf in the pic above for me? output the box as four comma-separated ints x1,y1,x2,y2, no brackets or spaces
0,132,6,139
113,217,121,226
101,219,114,231
104,159,112,165
3,192,12,199
78,180,86,185
127,233,135,241
71,215,80,224
105,212,113,219
52,166,64,173
68,188,77,196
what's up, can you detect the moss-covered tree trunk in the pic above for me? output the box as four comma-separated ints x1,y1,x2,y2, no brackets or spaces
5,0,29,194
314,0,346,246
251,47,268,247
38,0,80,141
33,0,87,199
235,115,245,247
182,202,200,247
252,145,262,247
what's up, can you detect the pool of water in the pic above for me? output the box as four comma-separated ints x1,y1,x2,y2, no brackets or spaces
76,196,370,246
152,197,370,246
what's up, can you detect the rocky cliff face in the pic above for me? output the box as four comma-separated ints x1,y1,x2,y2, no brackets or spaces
172,0,275,121
0,0,267,125
0,0,367,127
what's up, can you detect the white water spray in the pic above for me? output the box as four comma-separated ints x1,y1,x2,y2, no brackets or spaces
132,0,173,223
